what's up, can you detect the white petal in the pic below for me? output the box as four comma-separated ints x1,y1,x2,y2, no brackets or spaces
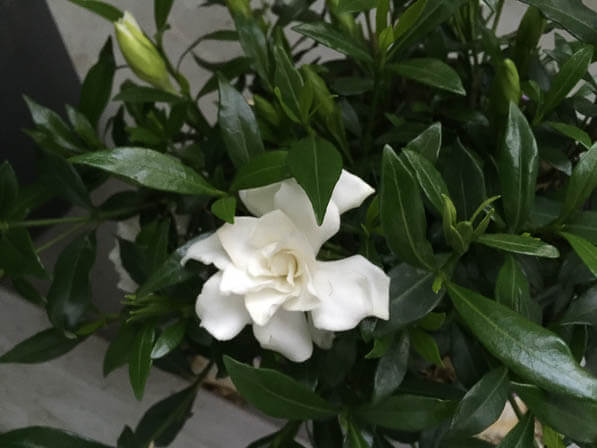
244,289,288,325
310,256,390,331
272,179,340,253
331,170,375,214
216,217,259,269
196,273,251,340
239,182,282,216
182,232,231,270
252,310,313,362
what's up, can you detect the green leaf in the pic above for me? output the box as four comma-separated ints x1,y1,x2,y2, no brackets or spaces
218,76,265,167
380,145,436,270
232,14,271,88
499,103,539,231
151,320,187,359
210,196,236,224
292,22,373,64
273,45,308,124
559,143,597,222
335,0,376,13
402,149,450,214
80,38,116,127
113,86,183,104
546,121,592,150
223,356,339,420
104,324,137,376
447,282,597,402
0,162,19,218
393,0,427,41
565,210,597,243
129,324,155,400
496,413,535,448
410,328,443,367
0,426,110,448
560,285,597,326
561,232,597,277
154,0,175,30
287,136,343,225
476,233,559,258
442,139,486,220
389,59,465,96
345,420,371,448
71,147,223,196
404,122,442,163
542,426,564,448
0,329,82,364
514,382,597,444
230,150,291,190
135,382,198,447
449,367,509,437
518,0,597,44
536,46,594,123
47,233,96,330
375,263,444,336
373,331,410,402
495,255,540,322
0,229,46,278
66,0,123,21
354,394,456,431
40,152,93,209
66,105,103,149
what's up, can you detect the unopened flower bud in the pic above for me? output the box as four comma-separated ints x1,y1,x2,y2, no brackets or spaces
115,12,174,92
491,58,521,119
226,0,252,18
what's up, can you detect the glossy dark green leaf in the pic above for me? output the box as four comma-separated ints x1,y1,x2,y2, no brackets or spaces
66,0,122,20
66,105,102,149
247,422,303,448
546,121,592,150
151,320,187,359
567,210,597,244
442,140,486,220
0,329,81,364
404,122,442,163
536,46,594,123
345,420,371,448
560,285,597,326
104,324,137,376
223,356,338,420
499,103,539,231
0,161,18,217
496,413,534,448
389,59,465,96
560,143,597,222
232,14,271,88
335,0,376,13
71,147,223,196
380,145,435,270
0,229,46,278
210,196,236,224
11,278,46,307
402,149,450,214
447,282,597,401
518,0,597,44
375,263,444,336
113,86,183,104
451,324,487,388
154,0,175,29
495,256,540,322
449,367,509,436
373,331,410,402
476,233,559,258
129,325,155,400
331,77,374,96
218,76,265,167
0,426,110,448
273,45,308,124
230,151,291,190
47,233,96,330
354,394,456,431
514,382,597,444
40,152,93,209
135,382,198,447
410,328,443,367
393,0,427,42
80,38,116,127
287,136,343,225
292,22,373,63
561,232,597,277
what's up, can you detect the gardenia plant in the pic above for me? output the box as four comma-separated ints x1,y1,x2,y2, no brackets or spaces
1,0,597,446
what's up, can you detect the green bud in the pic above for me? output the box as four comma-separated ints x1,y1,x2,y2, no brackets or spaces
115,11,174,93
254,94,281,127
300,65,335,118
226,0,252,19
490,58,521,118
514,7,546,77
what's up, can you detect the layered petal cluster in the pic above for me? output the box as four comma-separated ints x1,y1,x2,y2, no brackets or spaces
183,171,390,362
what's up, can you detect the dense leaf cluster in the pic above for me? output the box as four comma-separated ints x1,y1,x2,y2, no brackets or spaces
1,0,597,446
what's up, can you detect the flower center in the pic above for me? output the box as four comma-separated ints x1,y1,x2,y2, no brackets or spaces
268,250,301,286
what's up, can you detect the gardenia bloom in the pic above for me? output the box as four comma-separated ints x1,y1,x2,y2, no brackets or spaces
183,171,390,362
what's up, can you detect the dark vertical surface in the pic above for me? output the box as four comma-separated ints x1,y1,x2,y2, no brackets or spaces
0,0,80,184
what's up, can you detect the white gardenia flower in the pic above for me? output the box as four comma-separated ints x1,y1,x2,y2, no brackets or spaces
183,171,390,362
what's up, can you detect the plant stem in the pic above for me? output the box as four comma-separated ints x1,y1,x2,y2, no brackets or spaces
36,222,89,254
508,393,524,420
491,0,505,34
9,215,91,228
